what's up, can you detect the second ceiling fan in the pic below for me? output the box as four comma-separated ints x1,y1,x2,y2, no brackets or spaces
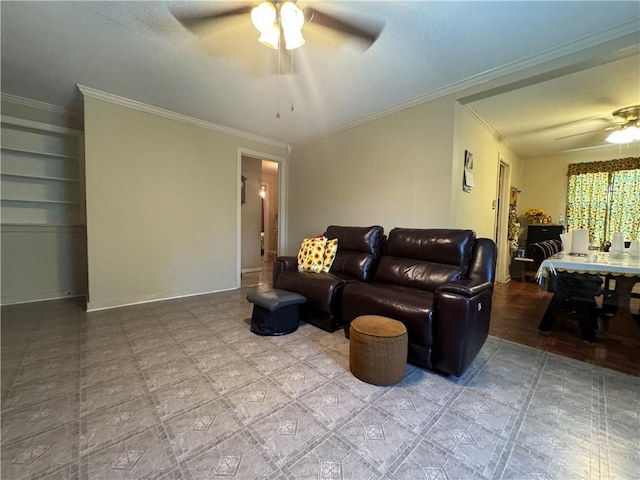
556,105,640,145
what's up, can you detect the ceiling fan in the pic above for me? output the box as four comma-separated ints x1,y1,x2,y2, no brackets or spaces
605,105,640,144
171,1,383,52
556,105,640,144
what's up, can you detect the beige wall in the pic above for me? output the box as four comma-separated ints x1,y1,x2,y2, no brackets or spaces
453,105,523,282
519,143,640,224
83,96,284,310
287,96,457,254
286,96,523,261
453,106,522,239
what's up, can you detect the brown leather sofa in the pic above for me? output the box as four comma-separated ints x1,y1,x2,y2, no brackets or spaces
341,228,496,376
272,225,385,332
273,226,497,377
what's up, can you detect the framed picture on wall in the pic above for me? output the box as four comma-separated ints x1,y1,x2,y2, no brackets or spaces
510,186,520,207
463,150,474,192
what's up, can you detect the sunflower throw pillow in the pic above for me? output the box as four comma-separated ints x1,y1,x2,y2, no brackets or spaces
297,236,327,273
322,238,338,272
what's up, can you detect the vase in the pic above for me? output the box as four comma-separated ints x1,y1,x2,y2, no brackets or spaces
531,218,541,224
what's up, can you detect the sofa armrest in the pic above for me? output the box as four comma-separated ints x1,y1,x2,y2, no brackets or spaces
272,256,298,288
432,281,494,376
276,256,298,271
436,279,493,297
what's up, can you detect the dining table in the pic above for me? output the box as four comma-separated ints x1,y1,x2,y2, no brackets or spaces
536,251,640,338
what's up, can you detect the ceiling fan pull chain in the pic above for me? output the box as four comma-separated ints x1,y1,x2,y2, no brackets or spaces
291,58,295,112
276,43,282,119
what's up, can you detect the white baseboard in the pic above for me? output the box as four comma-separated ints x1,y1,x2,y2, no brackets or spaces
1,291,85,306
241,267,263,274
85,287,237,312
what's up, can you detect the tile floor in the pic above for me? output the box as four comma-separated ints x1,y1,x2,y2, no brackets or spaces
1,268,639,479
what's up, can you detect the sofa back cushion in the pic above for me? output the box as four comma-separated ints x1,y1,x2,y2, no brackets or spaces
324,225,384,281
375,228,476,291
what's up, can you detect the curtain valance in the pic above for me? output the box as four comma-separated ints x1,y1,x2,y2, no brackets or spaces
567,157,640,176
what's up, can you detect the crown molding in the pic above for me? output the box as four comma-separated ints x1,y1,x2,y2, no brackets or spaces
1,92,73,116
460,104,519,157
77,85,289,149
461,105,502,142
297,19,640,145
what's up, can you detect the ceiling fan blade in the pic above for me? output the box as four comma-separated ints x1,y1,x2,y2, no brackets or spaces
172,5,253,32
304,7,382,47
554,127,615,141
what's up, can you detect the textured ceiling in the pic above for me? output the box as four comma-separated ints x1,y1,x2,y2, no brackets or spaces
1,1,639,157
466,53,640,158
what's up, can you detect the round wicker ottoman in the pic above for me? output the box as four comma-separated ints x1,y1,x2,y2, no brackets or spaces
349,315,408,386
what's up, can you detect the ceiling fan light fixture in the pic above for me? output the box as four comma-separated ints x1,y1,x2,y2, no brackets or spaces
606,124,640,144
280,2,304,30
258,23,280,49
284,28,305,50
281,1,305,49
251,2,277,33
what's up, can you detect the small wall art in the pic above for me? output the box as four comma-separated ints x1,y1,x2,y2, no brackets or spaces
463,150,474,192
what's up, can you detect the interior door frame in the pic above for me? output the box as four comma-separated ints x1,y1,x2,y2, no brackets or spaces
236,147,288,288
495,159,511,283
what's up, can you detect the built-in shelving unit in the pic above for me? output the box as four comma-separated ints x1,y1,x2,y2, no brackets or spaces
1,115,83,225
0,98,87,306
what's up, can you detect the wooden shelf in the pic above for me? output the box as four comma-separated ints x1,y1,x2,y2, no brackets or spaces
1,115,81,136
1,173,79,183
1,198,80,206
1,147,77,161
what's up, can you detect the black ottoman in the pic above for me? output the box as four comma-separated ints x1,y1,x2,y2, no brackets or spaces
246,289,306,336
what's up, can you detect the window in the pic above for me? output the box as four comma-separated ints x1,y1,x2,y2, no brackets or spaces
566,157,640,246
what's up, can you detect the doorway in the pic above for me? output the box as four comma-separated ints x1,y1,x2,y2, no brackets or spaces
239,151,284,284
260,160,279,262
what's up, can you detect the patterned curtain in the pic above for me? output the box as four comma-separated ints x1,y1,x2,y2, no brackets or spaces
607,169,640,241
566,172,609,245
566,157,640,245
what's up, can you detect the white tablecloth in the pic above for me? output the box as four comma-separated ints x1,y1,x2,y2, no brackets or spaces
537,251,640,279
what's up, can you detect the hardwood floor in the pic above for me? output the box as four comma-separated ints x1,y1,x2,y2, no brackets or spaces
491,279,640,376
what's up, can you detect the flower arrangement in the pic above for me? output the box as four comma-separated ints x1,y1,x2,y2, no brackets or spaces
522,208,547,222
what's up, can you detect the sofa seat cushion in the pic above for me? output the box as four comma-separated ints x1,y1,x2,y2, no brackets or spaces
342,282,434,347
274,270,347,313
